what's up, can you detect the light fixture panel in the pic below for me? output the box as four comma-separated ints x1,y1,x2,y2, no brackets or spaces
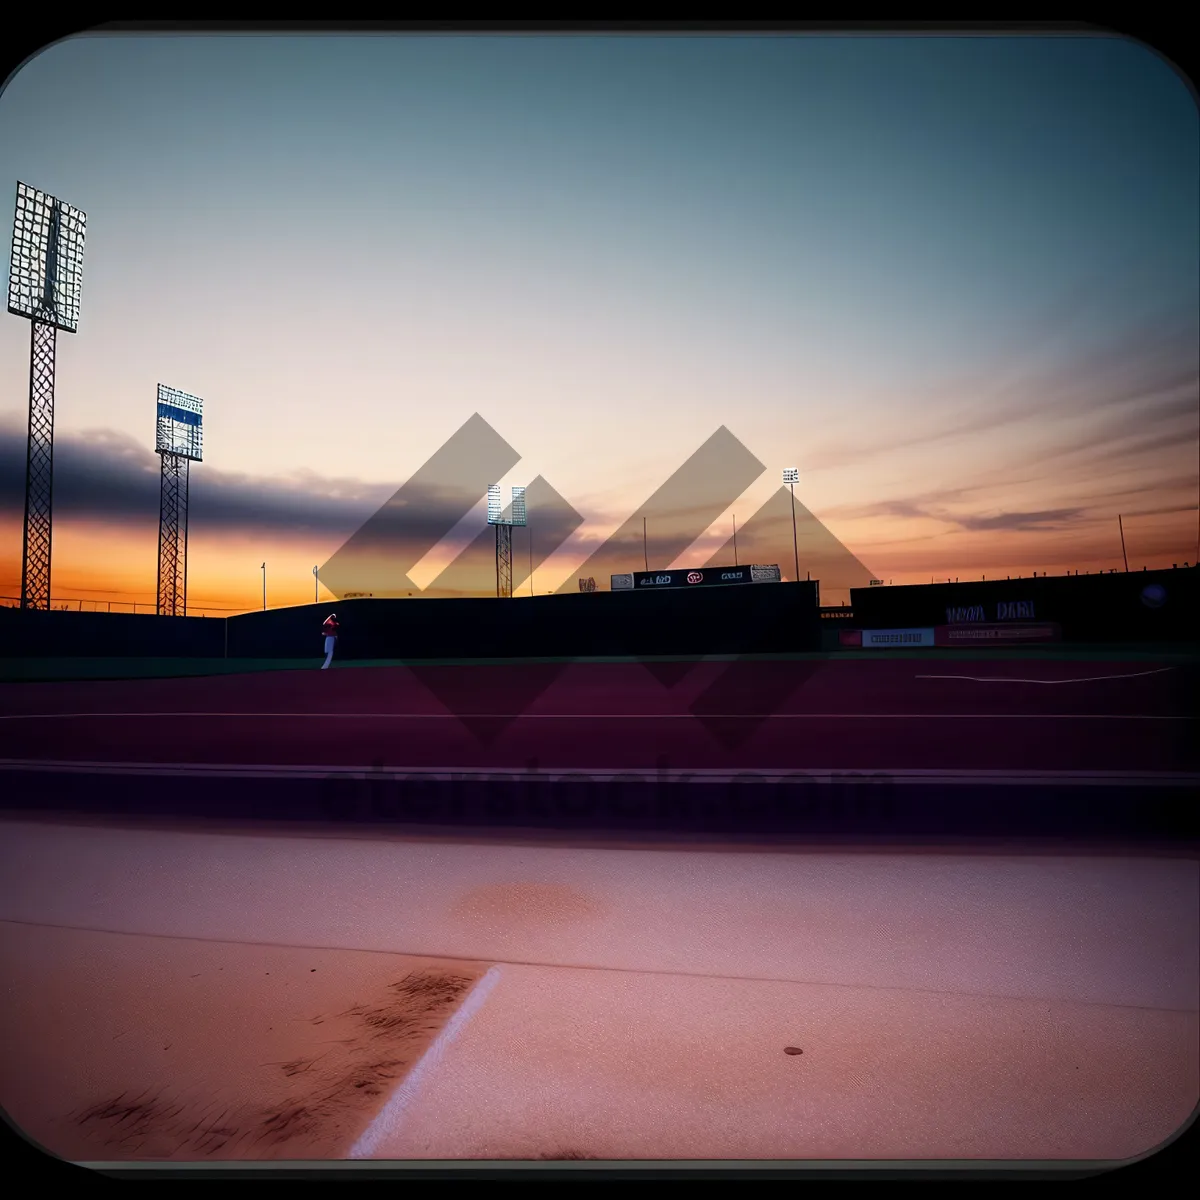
8,182,87,333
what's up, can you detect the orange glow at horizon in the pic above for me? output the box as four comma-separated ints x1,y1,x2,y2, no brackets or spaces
2,504,1196,616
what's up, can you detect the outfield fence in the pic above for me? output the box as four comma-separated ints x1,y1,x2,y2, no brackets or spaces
2,595,257,617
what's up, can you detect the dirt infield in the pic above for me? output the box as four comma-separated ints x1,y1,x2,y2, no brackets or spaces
0,920,489,1162
375,963,1198,1161
2,820,1196,1162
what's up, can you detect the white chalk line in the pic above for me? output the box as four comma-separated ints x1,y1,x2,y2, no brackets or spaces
5,918,1192,1020
347,964,503,1159
0,710,1190,721
916,667,1176,685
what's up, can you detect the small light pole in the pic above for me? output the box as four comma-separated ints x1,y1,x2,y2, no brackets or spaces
783,468,800,584
313,565,318,604
261,562,266,611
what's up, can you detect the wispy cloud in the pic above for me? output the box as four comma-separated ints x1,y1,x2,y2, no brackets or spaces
951,507,1086,533
1067,473,1200,513
818,484,985,522
838,491,1086,534
803,308,1198,473
1027,391,1198,474
1122,502,1200,520
0,418,399,537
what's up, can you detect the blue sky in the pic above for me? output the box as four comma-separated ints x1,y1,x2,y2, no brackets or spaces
0,32,1196,607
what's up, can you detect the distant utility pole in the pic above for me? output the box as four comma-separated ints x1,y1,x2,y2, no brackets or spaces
313,565,318,604
1118,515,1129,572
261,562,266,611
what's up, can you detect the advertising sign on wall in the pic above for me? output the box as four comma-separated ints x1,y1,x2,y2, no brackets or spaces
610,565,781,592
859,628,936,648
934,622,1061,647
945,600,1036,623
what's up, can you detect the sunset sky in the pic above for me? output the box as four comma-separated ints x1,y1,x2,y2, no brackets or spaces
1,32,1196,612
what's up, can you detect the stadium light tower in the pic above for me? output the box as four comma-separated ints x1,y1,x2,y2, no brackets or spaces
155,385,204,617
783,467,800,584
487,484,527,598
8,182,87,611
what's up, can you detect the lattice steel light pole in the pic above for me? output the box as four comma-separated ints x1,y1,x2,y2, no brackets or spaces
155,386,204,616
487,484,527,598
8,182,87,610
783,467,800,584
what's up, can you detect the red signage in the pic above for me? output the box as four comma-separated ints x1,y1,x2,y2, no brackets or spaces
686,571,704,584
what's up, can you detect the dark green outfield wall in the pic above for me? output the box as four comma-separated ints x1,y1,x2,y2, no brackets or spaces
5,567,1193,662
225,581,822,661
0,580,822,660
849,566,1197,644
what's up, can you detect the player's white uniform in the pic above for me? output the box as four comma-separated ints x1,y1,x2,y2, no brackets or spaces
321,616,338,669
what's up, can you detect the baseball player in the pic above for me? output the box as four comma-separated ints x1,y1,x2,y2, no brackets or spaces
321,612,340,669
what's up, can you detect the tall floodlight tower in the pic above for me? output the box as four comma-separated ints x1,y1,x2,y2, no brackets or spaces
8,182,87,610
783,467,800,584
487,484,527,598
155,385,204,616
